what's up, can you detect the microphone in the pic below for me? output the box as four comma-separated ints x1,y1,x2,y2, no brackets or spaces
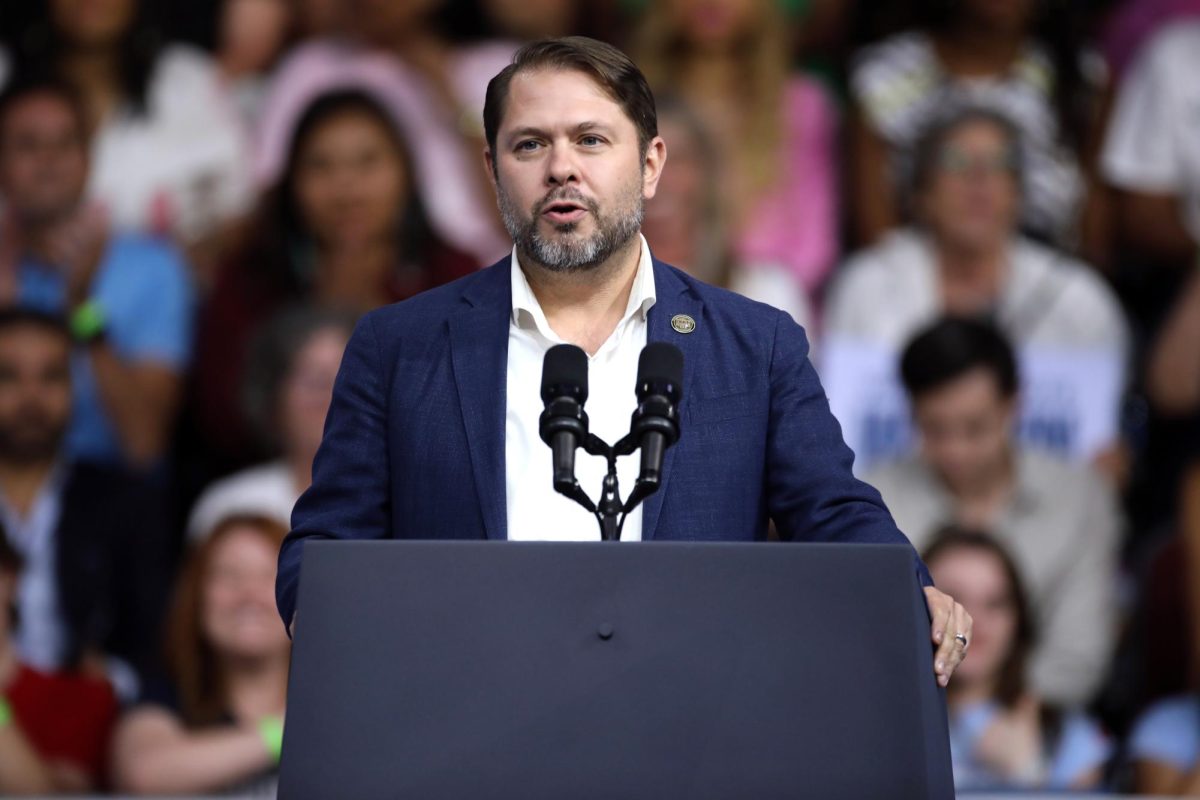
629,343,683,488
539,344,590,498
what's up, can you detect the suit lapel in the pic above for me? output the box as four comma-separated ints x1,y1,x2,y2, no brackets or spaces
449,260,512,541
641,260,703,541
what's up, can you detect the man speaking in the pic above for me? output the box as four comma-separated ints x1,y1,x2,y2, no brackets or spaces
275,36,972,687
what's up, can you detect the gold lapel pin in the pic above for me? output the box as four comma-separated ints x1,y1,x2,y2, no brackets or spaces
670,314,696,334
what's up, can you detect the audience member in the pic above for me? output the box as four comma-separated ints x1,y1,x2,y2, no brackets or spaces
0,78,193,469
1,0,253,251
641,96,812,330
867,317,1120,706
215,0,294,131
1102,20,1200,268
848,0,1104,251
823,108,1129,474
923,528,1111,791
632,0,839,302
0,532,117,794
187,307,352,541
0,309,170,700
194,89,473,465
252,0,512,265
110,514,289,796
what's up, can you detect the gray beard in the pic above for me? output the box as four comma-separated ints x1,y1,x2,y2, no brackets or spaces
497,186,643,273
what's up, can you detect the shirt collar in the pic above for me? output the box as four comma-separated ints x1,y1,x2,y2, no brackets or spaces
0,459,68,542
509,234,657,340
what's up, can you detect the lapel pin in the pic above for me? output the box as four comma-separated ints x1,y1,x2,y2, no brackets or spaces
670,314,696,334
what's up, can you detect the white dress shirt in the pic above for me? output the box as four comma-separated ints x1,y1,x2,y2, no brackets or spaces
0,465,68,671
505,235,656,541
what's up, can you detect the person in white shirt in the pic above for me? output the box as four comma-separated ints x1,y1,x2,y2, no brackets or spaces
823,107,1129,477
1102,20,1200,266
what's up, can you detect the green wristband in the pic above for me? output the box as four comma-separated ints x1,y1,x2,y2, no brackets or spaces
69,299,108,343
258,715,283,764
0,696,12,727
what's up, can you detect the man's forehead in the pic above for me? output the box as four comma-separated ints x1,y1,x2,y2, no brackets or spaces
1,93,81,141
500,68,628,132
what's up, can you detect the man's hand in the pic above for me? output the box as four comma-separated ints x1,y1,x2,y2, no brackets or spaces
924,585,972,687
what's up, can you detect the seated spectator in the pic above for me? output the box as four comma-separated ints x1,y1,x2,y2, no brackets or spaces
1130,691,1200,796
215,0,294,131
641,96,812,331
848,0,1104,251
253,0,512,265
0,78,193,469
0,0,253,255
0,309,170,700
187,307,353,541
867,317,1120,706
823,108,1129,475
110,514,290,796
632,0,840,302
0,531,117,794
923,528,1111,791
1102,20,1200,266
195,89,474,465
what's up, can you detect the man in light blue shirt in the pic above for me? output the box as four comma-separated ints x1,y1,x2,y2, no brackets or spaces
0,77,193,469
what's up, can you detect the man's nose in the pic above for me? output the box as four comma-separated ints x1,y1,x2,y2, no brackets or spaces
546,143,579,186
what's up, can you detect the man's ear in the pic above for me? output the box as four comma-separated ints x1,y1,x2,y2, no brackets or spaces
484,148,498,185
642,136,667,201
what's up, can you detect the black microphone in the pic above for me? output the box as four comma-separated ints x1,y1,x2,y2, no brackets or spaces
539,344,590,497
630,343,683,488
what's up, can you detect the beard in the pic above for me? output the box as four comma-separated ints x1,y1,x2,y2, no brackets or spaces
497,181,644,273
0,411,65,464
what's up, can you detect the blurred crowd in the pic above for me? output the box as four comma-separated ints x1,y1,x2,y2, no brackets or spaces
0,0,1198,794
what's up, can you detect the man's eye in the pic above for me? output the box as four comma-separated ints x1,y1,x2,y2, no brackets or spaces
580,135,602,146
517,140,541,152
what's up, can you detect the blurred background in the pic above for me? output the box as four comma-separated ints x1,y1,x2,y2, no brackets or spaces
0,0,1198,794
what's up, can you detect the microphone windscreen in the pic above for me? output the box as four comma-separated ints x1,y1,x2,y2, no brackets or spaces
637,343,684,392
541,344,589,404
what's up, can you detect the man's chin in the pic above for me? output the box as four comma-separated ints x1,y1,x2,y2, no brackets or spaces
0,435,62,463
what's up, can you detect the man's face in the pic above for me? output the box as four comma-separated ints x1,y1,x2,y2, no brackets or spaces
0,93,88,226
912,368,1015,493
488,68,665,273
0,326,72,464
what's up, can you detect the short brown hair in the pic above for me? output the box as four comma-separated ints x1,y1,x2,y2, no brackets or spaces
483,36,658,162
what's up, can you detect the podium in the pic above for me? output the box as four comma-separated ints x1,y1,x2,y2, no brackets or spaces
279,541,954,799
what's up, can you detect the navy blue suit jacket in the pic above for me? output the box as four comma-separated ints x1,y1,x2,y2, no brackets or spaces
276,257,931,626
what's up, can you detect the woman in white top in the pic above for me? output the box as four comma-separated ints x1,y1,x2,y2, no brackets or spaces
2,0,253,255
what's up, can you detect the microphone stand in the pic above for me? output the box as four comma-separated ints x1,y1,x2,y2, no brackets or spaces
576,432,664,542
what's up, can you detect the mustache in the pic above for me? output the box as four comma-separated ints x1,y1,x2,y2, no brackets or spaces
534,189,598,216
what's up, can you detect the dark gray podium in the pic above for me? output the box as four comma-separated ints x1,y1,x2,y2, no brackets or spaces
279,541,954,799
